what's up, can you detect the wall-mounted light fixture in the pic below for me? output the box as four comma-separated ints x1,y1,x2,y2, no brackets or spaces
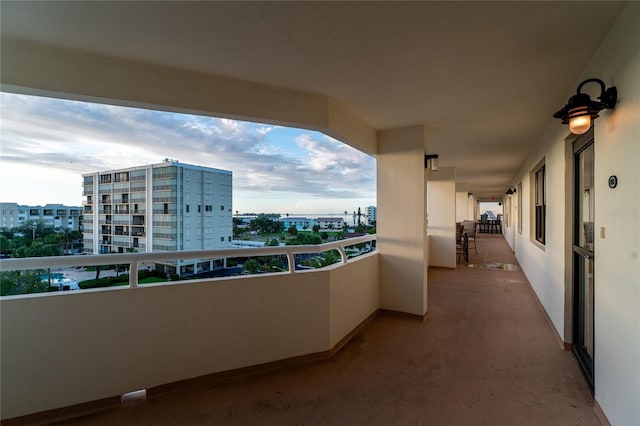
505,186,517,195
553,78,617,135
425,154,439,171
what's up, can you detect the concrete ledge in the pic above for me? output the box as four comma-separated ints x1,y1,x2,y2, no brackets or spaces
0,396,121,426
1,310,382,426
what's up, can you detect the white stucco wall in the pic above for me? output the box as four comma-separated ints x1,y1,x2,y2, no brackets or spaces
511,4,639,424
586,5,640,425
455,182,469,222
377,126,429,316
0,256,379,420
329,254,379,347
428,167,456,268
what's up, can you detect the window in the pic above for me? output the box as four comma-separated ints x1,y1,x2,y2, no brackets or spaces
533,163,546,244
220,205,224,211
220,237,224,242
186,205,190,213
517,182,522,234
198,205,201,213
163,203,169,214
205,205,212,212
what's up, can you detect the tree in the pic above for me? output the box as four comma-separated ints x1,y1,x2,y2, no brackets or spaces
355,224,369,233
285,233,321,246
0,227,15,239
12,242,62,287
267,256,286,272
249,215,284,234
310,250,340,268
312,224,320,233
320,232,329,240
243,259,260,274
17,220,56,243
0,234,14,255
287,226,298,236
1,270,49,296
13,241,61,258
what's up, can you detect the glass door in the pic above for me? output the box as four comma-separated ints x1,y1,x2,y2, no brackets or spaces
573,134,595,390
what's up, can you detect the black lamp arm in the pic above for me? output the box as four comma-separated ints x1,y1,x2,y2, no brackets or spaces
576,78,617,109
576,78,606,95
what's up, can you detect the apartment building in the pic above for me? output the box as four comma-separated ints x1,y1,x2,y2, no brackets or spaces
0,202,82,231
366,206,377,225
82,160,232,275
280,217,314,230
316,217,344,230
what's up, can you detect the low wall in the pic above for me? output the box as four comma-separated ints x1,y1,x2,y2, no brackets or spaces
0,254,379,420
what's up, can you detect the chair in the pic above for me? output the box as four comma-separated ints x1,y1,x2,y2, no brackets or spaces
479,214,488,233
461,220,477,254
456,224,469,265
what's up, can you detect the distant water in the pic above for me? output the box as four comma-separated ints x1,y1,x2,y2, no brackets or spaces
279,213,357,219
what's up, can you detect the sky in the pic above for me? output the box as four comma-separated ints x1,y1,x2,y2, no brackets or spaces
0,93,376,215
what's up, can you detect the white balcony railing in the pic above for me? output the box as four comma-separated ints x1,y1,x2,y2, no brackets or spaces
0,235,379,421
0,235,376,289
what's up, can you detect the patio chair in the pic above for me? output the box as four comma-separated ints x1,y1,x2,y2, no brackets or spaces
456,224,469,265
461,220,477,254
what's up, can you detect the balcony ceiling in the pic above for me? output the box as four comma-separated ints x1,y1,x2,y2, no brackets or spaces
0,1,625,198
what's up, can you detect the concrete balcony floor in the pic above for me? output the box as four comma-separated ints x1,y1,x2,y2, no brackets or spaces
63,236,599,426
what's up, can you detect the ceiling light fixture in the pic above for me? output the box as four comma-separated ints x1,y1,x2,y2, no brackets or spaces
553,78,617,135
425,154,439,171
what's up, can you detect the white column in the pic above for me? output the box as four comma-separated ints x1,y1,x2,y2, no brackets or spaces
455,182,469,222
377,126,428,317
428,167,457,268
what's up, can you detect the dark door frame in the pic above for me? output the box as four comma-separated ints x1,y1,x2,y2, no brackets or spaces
571,131,595,391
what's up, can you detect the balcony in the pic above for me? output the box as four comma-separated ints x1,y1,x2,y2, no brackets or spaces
0,236,599,424
0,3,637,424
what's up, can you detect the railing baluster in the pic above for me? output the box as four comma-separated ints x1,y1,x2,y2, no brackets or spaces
287,251,296,274
337,247,347,263
129,261,139,288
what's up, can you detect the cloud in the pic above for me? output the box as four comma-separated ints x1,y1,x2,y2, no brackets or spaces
0,93,375,206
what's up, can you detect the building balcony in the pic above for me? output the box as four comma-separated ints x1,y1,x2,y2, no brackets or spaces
0,236,600,425
153,209,177,215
